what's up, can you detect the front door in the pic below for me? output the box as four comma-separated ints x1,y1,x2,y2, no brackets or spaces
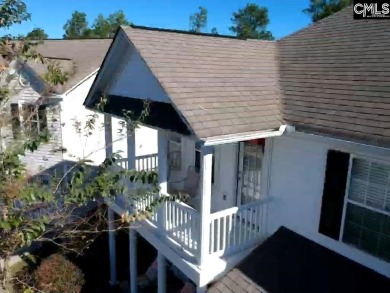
237,139,265,205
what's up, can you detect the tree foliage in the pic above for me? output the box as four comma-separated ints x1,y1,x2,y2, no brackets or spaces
189,6,208,33
230,3,274,40
303,0,352,22
63,10,131,39
63,11,90,39
26,28,48,40
0,2,173,292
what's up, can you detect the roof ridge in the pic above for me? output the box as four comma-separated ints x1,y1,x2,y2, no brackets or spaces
123,24,242,40
278,5,352,41
44,38,113,41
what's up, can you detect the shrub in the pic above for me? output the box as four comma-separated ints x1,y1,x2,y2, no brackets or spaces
35,253,84,293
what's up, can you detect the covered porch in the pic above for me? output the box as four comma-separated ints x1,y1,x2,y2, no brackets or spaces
104,110,278,292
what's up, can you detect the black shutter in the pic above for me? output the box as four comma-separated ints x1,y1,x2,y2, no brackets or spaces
318,150,350,240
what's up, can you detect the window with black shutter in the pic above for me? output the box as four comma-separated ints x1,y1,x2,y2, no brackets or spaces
319,150,390,262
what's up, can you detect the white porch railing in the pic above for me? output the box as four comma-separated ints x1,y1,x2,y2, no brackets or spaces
163,200,200,255
116,153,158,171
208,198,269,257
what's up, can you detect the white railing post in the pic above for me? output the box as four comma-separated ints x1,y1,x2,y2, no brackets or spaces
129,227,137,293
198,145,213,267
107,208,117,286
104,114,113,158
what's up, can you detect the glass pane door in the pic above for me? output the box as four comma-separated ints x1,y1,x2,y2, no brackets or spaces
238,139,265,205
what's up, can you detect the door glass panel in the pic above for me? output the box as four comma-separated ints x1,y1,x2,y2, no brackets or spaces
240,139,264,204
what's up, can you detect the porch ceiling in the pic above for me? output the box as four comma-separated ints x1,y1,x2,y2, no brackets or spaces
104,95,191,135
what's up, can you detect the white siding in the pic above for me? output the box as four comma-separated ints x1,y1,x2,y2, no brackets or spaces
108,43,170,103
61,74,106,165
61,73,158,166
6,83,63,175
268,135,390,278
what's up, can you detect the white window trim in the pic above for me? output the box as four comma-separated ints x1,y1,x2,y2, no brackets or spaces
14,101,46,135
339,154,390,243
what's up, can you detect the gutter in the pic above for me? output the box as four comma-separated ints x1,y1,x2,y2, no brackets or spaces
203,125,295,146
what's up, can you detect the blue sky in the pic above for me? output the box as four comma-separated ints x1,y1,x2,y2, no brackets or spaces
1,0,312,39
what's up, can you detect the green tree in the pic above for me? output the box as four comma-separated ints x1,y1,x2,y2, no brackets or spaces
92,10,131,38
211,27,218,35
304,0,352,22
0,2,174,292
230,3,274,40
63,11,91,39
26,27,48,40
189,6,207,32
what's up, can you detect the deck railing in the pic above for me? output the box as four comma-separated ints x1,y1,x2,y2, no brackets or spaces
208,198,269,257
116,153,158,171
163,200,200,255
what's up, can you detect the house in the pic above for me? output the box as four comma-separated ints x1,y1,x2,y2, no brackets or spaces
0,39,158,179
83,6,390,293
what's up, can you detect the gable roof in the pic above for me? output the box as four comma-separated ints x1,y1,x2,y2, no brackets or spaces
85,6,390,147
278,6,390,147
207,227,390,293
121,26,282,140
34,39,112,93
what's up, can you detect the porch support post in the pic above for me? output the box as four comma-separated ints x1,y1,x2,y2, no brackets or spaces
157,130,168,230
198,145,213,267
196,286,207,293
107,208,117,286
157,252,166,293
127,128,136,191
104,113,113,157
127,129,136,171
129,228,137,293
157,130,168,194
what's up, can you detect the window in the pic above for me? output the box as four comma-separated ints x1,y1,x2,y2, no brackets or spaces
239,139,265,205
10,104,21,139
21,104,47,136
342,157,390,262
10,103,48,138
168,134,181,171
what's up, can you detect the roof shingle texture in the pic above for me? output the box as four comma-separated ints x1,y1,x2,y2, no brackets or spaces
278,6,390,147
122,27,282,140
35,39,111,93
207,227,390,293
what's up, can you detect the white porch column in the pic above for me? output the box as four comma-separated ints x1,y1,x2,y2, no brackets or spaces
127,128,136,191
107,208,117,286
157,130,168,194
104,113,113,158
157,130,168,230
198,145,213,267
127,129,136,171
196,286,207,293
157,252,166,293
129,228,138,293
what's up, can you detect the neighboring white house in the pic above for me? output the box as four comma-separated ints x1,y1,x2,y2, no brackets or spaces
0,39,158,179
84,8,390,293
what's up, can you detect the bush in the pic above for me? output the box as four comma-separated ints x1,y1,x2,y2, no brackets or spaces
35,253,84,293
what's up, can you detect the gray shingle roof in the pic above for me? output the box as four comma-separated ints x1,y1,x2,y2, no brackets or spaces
207,227,390,293
35,39,111,93
278,6,390,147
122,26,282,140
